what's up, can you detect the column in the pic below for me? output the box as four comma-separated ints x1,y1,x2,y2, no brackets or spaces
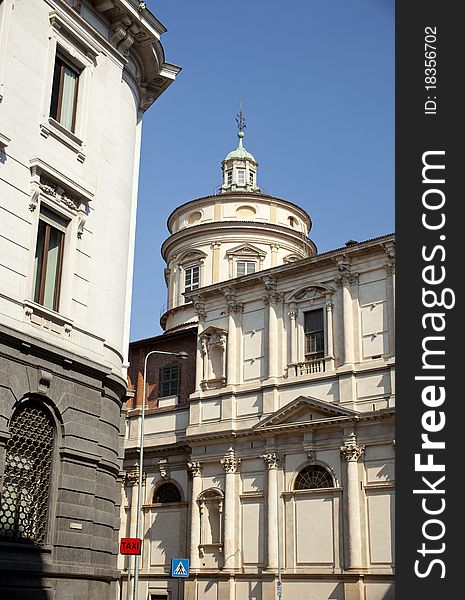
195,335,204,391
384,244,395,357
288,306,297,365
337,267,357,367
271,243,279,267
262,453,279,570
340,433,365,570
325,300,335,369
211,241,221,283
227,310,237,385
187,461,202,570
266,298,280,378
221,448,241,571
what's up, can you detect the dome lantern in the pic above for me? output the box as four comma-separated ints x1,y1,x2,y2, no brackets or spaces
221,105,260,193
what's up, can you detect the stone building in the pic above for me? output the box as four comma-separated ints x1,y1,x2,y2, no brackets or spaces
0,1,179,598
123,124,395,600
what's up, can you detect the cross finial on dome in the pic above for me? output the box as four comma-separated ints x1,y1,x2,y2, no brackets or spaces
235,101,246,136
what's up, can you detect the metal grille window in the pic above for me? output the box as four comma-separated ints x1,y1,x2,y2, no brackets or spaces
0,404,54,545
184,265,200,293
304,308,324,360
236,260,256,277
294,465,333,490
154,482,182,504
160,364,180,398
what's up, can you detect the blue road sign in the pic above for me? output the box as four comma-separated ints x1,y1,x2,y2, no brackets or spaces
171,558,189,578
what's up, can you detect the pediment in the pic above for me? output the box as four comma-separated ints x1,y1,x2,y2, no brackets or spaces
286,283,335,302
178,249,207,265
199,325,227,337
226,243,266,258
253,396,358,431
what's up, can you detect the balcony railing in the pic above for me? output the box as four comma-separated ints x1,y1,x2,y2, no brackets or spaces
289,356,334,377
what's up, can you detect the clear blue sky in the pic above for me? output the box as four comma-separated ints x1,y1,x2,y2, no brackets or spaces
130,0,394,341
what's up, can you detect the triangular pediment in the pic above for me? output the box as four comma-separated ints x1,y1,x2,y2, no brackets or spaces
178,249,207,265
286,283,335,302
199,325,227,337
253,396,358,431
226,243,266,258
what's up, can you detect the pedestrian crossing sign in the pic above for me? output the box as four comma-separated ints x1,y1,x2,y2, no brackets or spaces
171,558,189,577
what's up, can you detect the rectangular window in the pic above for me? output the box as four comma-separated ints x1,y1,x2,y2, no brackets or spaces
33,208,67,312
249,170,255,185
50,52,80,132
184,265,200,293
237,169,245,185
227,170,233,185
304,309,324,360
160,364,180,398
236,260,256,277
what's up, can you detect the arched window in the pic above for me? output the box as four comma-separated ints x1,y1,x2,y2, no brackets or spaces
0,402,55,545
294,465,334,490
153,482,182,504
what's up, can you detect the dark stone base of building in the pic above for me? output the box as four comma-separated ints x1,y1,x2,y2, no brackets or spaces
0,324,126,600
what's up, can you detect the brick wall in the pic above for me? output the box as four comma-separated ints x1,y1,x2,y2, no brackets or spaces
127,327,197,410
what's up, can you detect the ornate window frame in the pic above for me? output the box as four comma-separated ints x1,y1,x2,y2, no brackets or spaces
286,283,336,375
24,159,93,336
39,11,99,162
177,249,207,303
226,243,266,279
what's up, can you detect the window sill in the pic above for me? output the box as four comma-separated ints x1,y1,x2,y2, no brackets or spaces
39,118,86,162
158,395,178,408
23,300,74,338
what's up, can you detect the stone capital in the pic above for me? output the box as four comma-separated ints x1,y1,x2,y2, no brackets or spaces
221,449,241,474
187,461,202,477
340,433,365,462
261,452,279,470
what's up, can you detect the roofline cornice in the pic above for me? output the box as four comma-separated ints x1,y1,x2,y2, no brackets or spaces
166,191,312,233
185,233,395,298
161,221,316,260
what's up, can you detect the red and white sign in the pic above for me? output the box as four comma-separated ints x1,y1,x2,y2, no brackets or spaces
120,537,141,555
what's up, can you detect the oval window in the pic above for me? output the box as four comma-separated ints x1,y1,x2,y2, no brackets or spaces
236,205,256,218
187,211,202,225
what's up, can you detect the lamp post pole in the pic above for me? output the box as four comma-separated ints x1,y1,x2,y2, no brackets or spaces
130,349,188,600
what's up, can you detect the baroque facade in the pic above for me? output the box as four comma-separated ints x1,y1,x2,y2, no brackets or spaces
123,125,395,600
0,1,178,598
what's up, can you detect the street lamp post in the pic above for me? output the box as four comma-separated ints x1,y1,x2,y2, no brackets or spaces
130,349,189,600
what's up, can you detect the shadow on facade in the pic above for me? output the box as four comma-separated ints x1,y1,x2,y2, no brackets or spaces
327,582,344,599
0,542,51,599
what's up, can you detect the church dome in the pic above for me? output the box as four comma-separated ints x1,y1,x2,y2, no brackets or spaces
160,109,316,332
223,131,257,163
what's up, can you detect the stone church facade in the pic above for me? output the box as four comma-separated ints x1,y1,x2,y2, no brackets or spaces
123,124,395,600
0,1,178,598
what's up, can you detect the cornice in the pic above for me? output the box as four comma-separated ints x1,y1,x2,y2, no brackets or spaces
53,0,180,113
181,408,395,444
166,191,313,234
181,233,395,299
161,220,316,260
